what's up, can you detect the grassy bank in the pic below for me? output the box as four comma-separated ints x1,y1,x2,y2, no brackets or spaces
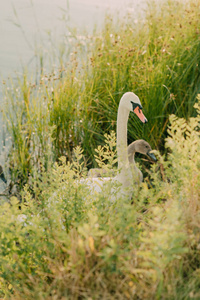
0,95,200,299
3,0,200,187
1,1,200,297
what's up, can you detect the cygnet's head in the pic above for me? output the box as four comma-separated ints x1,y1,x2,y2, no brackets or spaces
129,139,157,161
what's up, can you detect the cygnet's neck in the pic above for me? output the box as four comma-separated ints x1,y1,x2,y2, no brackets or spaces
127,142,137,165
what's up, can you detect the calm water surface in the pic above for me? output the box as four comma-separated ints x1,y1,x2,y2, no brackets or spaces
0,0,147,82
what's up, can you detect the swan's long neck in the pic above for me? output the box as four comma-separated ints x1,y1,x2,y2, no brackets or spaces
117,104,130,170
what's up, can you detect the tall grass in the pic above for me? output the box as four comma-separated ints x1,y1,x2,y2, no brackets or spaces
3,0,200,186
0,95,199,299
86,0,200,149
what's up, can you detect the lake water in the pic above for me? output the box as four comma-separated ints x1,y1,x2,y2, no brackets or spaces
0,0,148,82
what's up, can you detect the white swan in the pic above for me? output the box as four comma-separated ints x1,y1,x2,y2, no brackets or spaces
82,92,148,196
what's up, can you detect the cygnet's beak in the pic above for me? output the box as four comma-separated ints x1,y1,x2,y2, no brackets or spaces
133,106,148,123
147,150,157,161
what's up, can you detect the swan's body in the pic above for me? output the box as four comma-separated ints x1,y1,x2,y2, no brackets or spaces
88,139,156,183
84,92,148,197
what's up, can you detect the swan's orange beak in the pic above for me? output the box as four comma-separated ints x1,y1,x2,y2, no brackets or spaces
133,106,148,123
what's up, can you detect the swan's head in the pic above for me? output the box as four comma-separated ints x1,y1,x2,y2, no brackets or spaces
133,139,157,161
120,92,148,123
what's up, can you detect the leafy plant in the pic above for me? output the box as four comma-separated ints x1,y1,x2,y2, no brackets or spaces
0,95,200,299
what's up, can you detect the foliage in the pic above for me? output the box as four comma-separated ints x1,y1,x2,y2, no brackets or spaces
0,95,200,299
94,130,117,172
3,0,200,187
